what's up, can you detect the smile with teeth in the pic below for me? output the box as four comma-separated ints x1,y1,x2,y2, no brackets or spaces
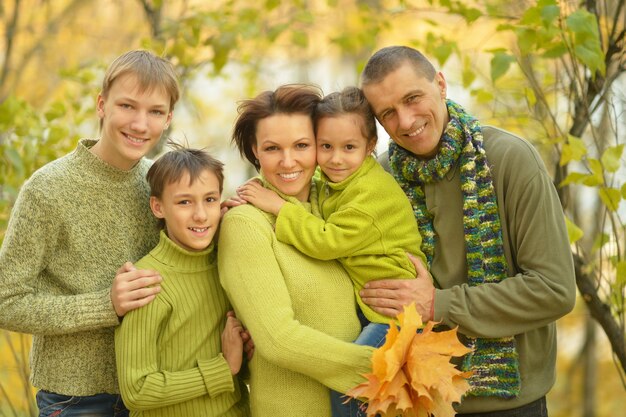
407,123,426,137
279,171,301,180
189,227,208,233
124,133,148,143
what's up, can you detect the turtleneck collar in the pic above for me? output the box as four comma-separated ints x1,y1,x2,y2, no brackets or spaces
257,175,320,217
149,230,215,272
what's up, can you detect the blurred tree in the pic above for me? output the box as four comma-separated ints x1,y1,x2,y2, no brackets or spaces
0,0,624,416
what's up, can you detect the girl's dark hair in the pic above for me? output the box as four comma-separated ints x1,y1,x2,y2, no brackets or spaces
314,86,377,147
146,142,225,229
232,84,322,171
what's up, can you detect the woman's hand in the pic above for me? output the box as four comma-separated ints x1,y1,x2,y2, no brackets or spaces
237,180,286,215
359,253,435,321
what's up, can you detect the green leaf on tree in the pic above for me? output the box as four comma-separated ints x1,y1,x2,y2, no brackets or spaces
564,216,584,244
600,144,624,173
599,187,621,212
559,135,587,165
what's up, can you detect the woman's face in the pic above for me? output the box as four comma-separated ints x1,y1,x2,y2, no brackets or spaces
253,113,317,202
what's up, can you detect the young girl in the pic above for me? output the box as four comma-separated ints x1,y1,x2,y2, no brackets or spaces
237,86,427,416
115,145,250,417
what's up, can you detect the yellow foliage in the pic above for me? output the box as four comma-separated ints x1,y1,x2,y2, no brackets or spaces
346,304,472,417
0,331,36,415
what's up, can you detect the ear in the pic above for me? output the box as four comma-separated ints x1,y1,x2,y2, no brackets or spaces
435,72,447,99
96,94,105,119
150,196,166,219
164,111,173,130
366,139,377,155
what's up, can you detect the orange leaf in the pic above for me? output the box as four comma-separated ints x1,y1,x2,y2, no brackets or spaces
346,303,473,417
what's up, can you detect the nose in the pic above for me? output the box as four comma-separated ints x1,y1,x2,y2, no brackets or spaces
193,204,208,222
130,111,149,133
329,150,342,165
281,150,296,168
397,106,414,131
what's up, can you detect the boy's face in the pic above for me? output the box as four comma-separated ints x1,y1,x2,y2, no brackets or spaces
96,73,172,170
316,114,375,183
150,169,221,252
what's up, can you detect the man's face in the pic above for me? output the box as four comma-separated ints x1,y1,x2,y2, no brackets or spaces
363,62,449,159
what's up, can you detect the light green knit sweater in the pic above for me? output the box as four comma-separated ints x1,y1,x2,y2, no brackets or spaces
0,139,159,395
276,156,427,324
115,231,250,417
217,183,373,417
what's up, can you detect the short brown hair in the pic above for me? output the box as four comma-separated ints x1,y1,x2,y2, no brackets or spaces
361,46,436,86
100,50,180,129
232,84,322,171
315,86,377,148
146,143,224,228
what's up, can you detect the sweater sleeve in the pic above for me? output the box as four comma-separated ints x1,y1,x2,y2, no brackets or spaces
0,181,119,335
218,211,373,394
435,162,576,338
115,297,234,411
275,202,381,260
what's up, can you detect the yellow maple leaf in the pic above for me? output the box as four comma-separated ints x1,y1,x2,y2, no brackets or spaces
346,303,473,417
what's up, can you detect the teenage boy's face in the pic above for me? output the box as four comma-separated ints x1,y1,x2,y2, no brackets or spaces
96,73,172,170
150,169,221,252
316,114,374,183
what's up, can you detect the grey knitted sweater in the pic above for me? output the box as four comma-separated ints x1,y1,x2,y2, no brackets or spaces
0,139,159,395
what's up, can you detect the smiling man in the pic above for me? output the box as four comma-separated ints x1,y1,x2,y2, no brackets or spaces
359,45,576,417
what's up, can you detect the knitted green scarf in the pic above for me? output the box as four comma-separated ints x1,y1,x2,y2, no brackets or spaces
389,99,521,398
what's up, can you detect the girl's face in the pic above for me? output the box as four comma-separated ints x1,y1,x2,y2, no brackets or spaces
253,113,317,202
316,114,375,183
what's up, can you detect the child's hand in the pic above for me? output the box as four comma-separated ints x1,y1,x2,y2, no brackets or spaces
241,328,255,361
220,196,248,217
236,180,286,215
222,311,245,375
111,262,162,317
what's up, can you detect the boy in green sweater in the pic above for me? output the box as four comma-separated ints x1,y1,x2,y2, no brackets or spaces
237,87,427,417
0,50,178,416
115,146,251,417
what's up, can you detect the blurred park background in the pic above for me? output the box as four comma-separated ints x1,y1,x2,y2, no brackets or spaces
0,0,625,416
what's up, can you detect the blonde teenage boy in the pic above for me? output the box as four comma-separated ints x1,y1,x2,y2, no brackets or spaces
0,50,179,416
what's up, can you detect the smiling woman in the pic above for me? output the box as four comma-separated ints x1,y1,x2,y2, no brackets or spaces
218,84,373,417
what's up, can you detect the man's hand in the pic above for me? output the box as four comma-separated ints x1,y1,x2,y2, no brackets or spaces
111,262,162,317
360,253,435,321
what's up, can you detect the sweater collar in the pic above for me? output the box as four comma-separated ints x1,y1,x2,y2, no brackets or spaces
150,230,215,272
320,155,376,191
257,175,319,217
73,139,149,183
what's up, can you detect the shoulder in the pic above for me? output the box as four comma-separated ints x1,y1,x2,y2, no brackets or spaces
221,204,274,233
349,158,405,200
482,126,546,172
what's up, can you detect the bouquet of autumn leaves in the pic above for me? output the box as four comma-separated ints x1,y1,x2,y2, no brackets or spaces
346,303,473,417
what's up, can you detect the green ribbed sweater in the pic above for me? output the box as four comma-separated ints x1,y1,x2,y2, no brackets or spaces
217,183,373,417
276,156,427,324
115,231,250,417
0,139,159,395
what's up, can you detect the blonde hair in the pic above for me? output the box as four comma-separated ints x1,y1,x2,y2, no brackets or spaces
100,50,180,129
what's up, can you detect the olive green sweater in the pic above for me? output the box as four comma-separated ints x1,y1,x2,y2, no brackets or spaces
276,156,426,324
382,126,576,413
0,139,159,395
115,231,250,417
218,183,373,417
